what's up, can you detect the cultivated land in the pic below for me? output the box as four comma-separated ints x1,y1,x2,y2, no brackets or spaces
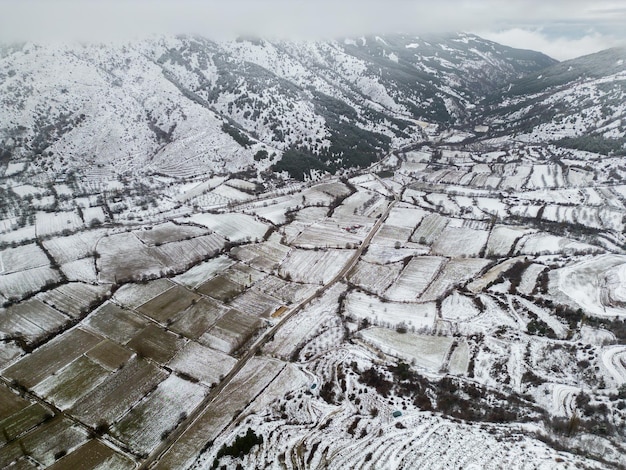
2,139,626,470
2,38,626,469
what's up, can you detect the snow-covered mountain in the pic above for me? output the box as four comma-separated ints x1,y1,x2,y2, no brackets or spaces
0,33,554,180
480,47,626,154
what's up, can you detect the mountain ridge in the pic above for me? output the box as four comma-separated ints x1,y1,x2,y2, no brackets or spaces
0,33,556,181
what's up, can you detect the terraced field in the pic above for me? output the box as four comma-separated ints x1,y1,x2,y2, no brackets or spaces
2,141,626,470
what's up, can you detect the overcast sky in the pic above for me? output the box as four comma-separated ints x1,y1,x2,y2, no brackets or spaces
2,0,625,60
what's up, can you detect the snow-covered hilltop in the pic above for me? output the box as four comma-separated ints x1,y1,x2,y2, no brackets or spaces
0,33,554,181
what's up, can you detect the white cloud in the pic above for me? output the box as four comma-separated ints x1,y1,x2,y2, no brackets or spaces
478,28,624,61
0,0,624,61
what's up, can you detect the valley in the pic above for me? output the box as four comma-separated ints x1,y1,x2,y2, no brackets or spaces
1,34,626,469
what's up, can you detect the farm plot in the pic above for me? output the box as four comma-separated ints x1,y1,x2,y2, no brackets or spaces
315,181,353,198
385,256,446,301
294,206,330,224
200,308,262,354
526,164,565,189
457,196,489,220
448,341,470,375
232,240,290,272
254,276,317,304
10,184,45,198
467,257,526,293
475,197,508,218
47,439,135,470
186,213,269,243
0,225,37,246
221,263,267,288
37,282,110,318
280,220,308,245
152,234,226,272
154,357,286,470
332,191,385,218
298,188,337,207
112,278,175,309
421,258,491,301
61,258,98,283
0,383,51,444
0,243,50,274
517,263,547,295
196,275,245,302
0,299,68,345
362,245,429,264
441,291,481,322
211,184,253,203
32,356,111,410
280,248,354,284
263,284,343,359
601,345,626,387
292,221,365,249
224,178,258,193
516,188,586,205
0,417,88,468
43,229,107,265
82,206,106,225
344,291,436,330
168,342,237,386
0,266,62,301
348,260,404,295
136,284,200,324
552,255,626,318
384,205,428,229
359,328,453,372
485,225,532,257
97,232,167,282
112,374,206,456
126,324,186,364
173,177,227,203
35,210,84,237
410,213,449,245
244,196,300,225
356,177,393,197
371,224,414,246
424,193,461,215
169,297,229,340
70,357,167,427
239,362,308,416
84,302,149,344
542,205,624,232
431,227,489,258
134,221,210,246
2,328,103,389
85,339,133,371
173,255,235,289
516,233,600,256
229,288,282,317
508,203,542,219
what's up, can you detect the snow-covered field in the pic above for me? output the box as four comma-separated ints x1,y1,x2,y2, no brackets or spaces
344,290,436,330
186,213,269,243
385,256,446,301
2,37,626,469
553,255,626,317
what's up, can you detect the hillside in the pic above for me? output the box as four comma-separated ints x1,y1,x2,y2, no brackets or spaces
480,47,626,154
0,33,554,181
